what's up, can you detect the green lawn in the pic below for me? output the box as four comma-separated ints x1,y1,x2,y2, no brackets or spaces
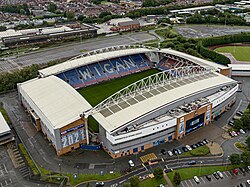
140,177,167,187
167,165,240,187
215,46,250,61
181,145,210,157
78,69,159,106
235,142,247,152
0,107,11,125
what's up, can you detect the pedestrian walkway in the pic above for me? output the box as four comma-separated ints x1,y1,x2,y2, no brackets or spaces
164,174,174,187
206,142,223,155
140,153,157,163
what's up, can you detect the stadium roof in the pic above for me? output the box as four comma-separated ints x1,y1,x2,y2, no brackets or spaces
0,112,11,137
18,76,92,134
39,47,152,77
160,48,228,70
91,72,236,133
228,64,250,71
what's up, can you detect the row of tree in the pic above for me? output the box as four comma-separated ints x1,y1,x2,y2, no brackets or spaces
0,4,30,15
233,104,250,131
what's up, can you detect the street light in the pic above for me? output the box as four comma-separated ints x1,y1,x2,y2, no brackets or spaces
199,161,203,176
59,163,62,175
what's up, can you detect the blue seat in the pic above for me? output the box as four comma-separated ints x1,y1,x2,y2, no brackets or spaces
63,69,84,88
109,58,130,76
77,66,97,86
87,63,108,82
130,54,149,70
119,56,138,72
56,73,67,82
99,60,120,79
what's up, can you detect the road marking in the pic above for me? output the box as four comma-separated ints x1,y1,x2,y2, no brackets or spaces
183,180,189,187
188,179,194,186
3,164,8,174
223,171,229,178
119,179,126,184
200,177,206,183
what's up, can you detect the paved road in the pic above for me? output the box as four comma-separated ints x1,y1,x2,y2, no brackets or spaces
0,32,156,73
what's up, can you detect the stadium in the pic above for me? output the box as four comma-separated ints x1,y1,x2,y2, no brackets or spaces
17,45,238,158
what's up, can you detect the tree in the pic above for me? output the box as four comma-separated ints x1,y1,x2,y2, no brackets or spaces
241,112,250,130
77,14,86,21
130,176,139,187
229,153,241,165
153,167,163,179
0,26,6,31
246,136,250,149
66,11,75,20
241,151,250,165
47,3,57,13
173,172,181,185
99,11,112,18
233,118,243,131
122,183,131,187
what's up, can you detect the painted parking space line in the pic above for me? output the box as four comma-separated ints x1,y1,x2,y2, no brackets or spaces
223,172,229,178
226,171,232,178
200,177,206,183
183,180,190,187
188,179,194,186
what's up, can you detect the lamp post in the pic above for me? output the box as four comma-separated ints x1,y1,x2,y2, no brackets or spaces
199,161,203,176
59,163,62,175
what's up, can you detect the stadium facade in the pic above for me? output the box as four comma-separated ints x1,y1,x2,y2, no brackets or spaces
17,46,237,157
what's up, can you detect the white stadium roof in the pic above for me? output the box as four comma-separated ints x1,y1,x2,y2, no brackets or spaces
228,64,250,71
39,48,152,77
92,72,236,133
0,112,11,137
18,76,92,133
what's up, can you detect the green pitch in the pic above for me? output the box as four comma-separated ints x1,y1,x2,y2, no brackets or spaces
78,69,159,106
78,69,159,132
215,46,250,61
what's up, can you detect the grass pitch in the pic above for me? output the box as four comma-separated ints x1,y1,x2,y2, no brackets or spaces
215,46,250,61
78,69,159,132
78,69,159,106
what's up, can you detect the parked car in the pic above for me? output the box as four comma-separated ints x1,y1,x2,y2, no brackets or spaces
240,129,246,134
246,180,250,185
96,182,105,187
187,160,196,165
239,167,246,173
161,149,166,155
232,169,238,175
236,111,243,116
247,166,250,171
191,144,197,149
195,143,201,147
228,122,234,126
167,151,173,156
128,160,134,167
193,176,200,183
198,141,204,146
177,149,182,155
216,171,223,179
186,145,192,151
205,175,211,181
232,131,238,136
173,149,178,155
240,183,246,187
203,139,209,144
182,147,188,152
213,172,220,179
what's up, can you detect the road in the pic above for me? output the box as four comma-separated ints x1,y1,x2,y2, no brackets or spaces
0,32,156,73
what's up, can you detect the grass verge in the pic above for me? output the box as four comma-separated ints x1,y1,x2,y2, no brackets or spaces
140,177,166,187
65,172,121,186
181,145,210,157
167,165,241,187
235,142,247,152
18,143,40,176
0,107,11,125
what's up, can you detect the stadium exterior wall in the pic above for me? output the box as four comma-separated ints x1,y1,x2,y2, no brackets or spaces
98,84,238,158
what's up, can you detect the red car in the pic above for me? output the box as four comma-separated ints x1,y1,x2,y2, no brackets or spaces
232,169,238,175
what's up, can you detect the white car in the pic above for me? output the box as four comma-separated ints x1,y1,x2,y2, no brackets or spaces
232,131,238,136
240,129,246,134
247,180,250,185
216,171,223,179
128,160,135,167
167,150,173,156
193,176,200,183
186,145,192,151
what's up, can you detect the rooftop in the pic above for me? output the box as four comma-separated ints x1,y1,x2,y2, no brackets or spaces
0,112,11,137
18,76,92,133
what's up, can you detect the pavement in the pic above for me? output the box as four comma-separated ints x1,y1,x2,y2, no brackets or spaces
0,32,156,73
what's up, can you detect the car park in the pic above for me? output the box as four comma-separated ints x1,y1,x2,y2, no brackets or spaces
173,149,178,155
186,145,192,151
161,149,166,155
240,183,247,187
128,160,134,167
177,149,182,155
213,172,220,179
187,160,196,165
205,175,212,181
193,176,200,183
182,147,188,152
216,171,223,178
167,151,173,156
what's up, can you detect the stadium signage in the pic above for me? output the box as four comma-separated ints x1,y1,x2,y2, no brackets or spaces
60,124,84,135
78,58,138,80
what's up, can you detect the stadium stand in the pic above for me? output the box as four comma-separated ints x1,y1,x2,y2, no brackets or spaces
56,53,152,89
